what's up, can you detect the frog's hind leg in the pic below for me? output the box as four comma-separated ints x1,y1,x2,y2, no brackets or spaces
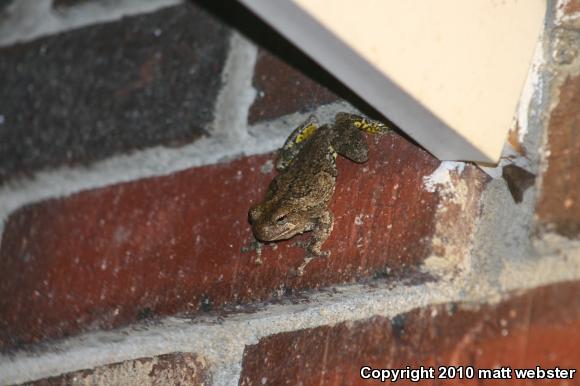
332,112,392,164
297,211,334,275
336,112,391,134
276,115,319,171
332,115,369,164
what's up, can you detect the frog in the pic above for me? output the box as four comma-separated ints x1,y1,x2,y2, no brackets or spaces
248,112,389,274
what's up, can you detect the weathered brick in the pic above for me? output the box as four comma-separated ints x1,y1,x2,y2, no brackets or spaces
536,75,580,237
248,49,339,124
562,0,580,16
22,352,210,386
0,2,229,184
0,129,478,349
240,280,580,385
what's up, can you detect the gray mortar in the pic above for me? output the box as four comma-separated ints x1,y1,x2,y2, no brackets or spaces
0,279,516,385
210,32,258,142
0,32,355,247
3,2,580,385
0,0,182,46
2,242,580,385
461,0,564,299
533,0,580,258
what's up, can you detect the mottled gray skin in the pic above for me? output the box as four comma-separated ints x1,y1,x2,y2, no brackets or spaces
249,113,372,268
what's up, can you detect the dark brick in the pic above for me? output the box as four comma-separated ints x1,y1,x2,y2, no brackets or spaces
240,281,580,386
248,49,339,124
0,3,229,184
0,130,461,349
22,352,210,385
536,75,580,237
52,0,94,8
0,0,13,15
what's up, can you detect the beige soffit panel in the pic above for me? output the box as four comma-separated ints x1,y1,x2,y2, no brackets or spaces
239,0,546,163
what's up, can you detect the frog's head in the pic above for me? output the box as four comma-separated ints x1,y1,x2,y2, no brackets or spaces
249,204,312,242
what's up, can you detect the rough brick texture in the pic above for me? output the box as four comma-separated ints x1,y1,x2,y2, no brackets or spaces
536,1,580,238
562,0,580,15
240,280,580,385
0,131,463,349
3,1,578,385
22,353,210,386
0,2,229,184
249,50,338,124
536,75,580,237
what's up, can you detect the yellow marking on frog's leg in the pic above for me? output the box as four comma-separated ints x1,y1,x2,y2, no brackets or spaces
276,115,319,171
295,123,318,144
336,112,389,135
351,116,390,134
285,115,319,149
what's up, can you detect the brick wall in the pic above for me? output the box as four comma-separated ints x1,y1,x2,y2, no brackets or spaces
0,0,579,385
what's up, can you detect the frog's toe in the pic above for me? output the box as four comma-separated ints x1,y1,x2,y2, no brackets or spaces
316,249,331,258
307,243,331,257
294,249,330,276
296,256,316,276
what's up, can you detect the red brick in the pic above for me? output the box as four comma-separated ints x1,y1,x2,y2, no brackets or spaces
240,280,580,386
22,352,209,385
0,132,485,349
537,75,580,237
248,50,339,124
562,0,580,16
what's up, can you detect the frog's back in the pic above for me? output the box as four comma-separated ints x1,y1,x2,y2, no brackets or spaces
288,125,337,176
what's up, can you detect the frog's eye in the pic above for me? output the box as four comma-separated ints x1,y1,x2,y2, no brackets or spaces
275,214,288,225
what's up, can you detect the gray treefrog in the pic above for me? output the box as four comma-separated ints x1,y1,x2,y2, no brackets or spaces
249,112,389,274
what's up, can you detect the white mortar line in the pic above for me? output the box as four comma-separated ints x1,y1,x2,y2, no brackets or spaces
0,0,183,47
0,102,353,230
210,32,257,141
0,281,483,385
0,28,353,246
0,247,579,386
555,0,579,24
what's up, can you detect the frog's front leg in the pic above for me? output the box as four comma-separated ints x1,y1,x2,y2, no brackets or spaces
276,115,319,171
308,210,333,256
297,210,334,275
